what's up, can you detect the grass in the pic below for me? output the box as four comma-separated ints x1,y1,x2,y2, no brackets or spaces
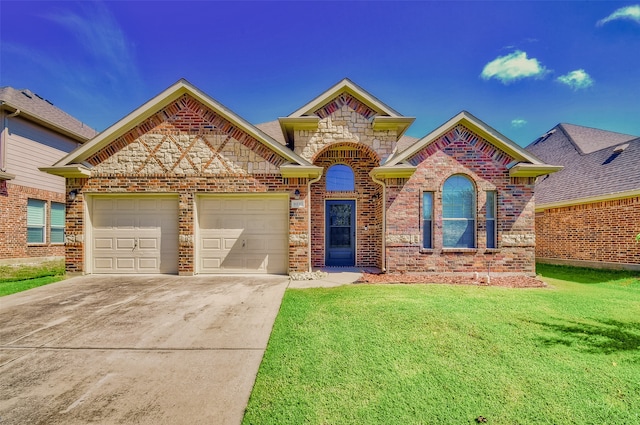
243,264,640,425
0,260,66,296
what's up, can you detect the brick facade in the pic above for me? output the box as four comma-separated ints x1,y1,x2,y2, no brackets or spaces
55,81,545,276
385,125,537,276
0,181,65,260
535,196,640,268
310,142,383,268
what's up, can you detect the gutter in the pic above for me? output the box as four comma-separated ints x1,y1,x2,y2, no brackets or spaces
1,106,21,172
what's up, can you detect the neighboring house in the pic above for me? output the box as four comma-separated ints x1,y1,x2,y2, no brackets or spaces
0,87,97,263
526,124,640,271
44,79,559,276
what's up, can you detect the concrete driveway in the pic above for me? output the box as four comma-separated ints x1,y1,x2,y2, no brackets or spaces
0,274,289,425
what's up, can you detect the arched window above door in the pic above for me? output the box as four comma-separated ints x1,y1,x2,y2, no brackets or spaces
326,164,355,191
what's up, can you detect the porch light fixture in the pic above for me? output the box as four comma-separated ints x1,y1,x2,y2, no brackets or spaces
68,189,80,201
293,189,301,200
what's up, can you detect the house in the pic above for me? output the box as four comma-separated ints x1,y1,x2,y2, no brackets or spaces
43,78,560,276
526,124,640,271
0,87,97,264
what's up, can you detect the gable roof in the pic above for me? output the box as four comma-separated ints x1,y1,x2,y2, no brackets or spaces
0,86,97,142
278,78,415,146
383,111,560,177
526,123,640,208
559,123,637,155
45,79,312,177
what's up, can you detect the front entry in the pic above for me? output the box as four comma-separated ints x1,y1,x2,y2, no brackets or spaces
325,200,356,266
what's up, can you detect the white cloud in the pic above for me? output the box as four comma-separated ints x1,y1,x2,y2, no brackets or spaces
597,4,640,26
46,2,139,84
557,69,595,90
480,50,548,84
511,119,528,128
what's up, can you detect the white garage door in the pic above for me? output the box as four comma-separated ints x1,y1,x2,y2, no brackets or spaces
91,196,179,274
197,195,288,274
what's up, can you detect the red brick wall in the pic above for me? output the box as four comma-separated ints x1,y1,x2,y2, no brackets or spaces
385,125,537,276
310,142,383,268
536,196,640,267
0,181,65,260
65,174,308,275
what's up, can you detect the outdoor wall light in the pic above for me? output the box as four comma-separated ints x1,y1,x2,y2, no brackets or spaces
68,189,80,201
293,189,301,200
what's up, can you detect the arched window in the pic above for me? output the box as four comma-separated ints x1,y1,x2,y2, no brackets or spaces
442,175,476,248
326,164,355,191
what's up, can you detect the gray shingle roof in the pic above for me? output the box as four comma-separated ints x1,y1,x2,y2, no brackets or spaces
0,86,97,141
525,123,640,205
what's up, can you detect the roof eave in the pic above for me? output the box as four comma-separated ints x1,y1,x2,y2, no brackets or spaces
288,78,403,118
370,164,417,179
508,163,564,177
535,189,640,212
55,79,311,168
1,102,93,143
279,164,323,179
372,116,416,140
0,170,16,181
39,165,92,178
278,116,320,146
387,111,545,166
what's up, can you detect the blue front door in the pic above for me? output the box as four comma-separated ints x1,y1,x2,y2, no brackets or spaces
325,200,355,266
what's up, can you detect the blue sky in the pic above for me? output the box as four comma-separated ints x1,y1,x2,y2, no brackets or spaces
1,1,639,147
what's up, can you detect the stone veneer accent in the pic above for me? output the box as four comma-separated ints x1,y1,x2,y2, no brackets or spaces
384,125,537,276
0,181,65,260
294,95,398,162
535,196,640,269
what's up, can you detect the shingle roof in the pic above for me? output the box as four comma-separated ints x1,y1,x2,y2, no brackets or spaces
0,86,97,141
560,123,637,154
525,123,640,205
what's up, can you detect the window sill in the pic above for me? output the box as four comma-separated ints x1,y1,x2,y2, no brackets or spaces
420,249,435,254
484,248,500,253
442,248,478,253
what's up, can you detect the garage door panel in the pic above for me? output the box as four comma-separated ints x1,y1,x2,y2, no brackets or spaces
91,196,178,274
198,195,287,274
138,238,158,249
116,238,135,250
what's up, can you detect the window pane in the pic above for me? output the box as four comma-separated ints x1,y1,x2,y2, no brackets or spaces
326,164,355,191
51,202,65,226
51,228,65,244
27,199,46,243
442,176,474,218
422,192,433,220
27,199,45,225
443,220,475,248
423,192,433,249
486,191,496,249
486,220,496,249
27,227,44,244
423,220,432,249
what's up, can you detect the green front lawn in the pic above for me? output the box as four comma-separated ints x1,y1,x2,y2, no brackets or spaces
0,260,65,296
244,264,640,425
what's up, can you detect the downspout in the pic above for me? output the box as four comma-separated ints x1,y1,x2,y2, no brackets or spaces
370,173,386,272
307,172,323,272
1,107,21,171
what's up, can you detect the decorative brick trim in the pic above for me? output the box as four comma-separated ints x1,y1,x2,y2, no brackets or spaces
87,94,288,169
314,92,377,120
408,125,514,167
